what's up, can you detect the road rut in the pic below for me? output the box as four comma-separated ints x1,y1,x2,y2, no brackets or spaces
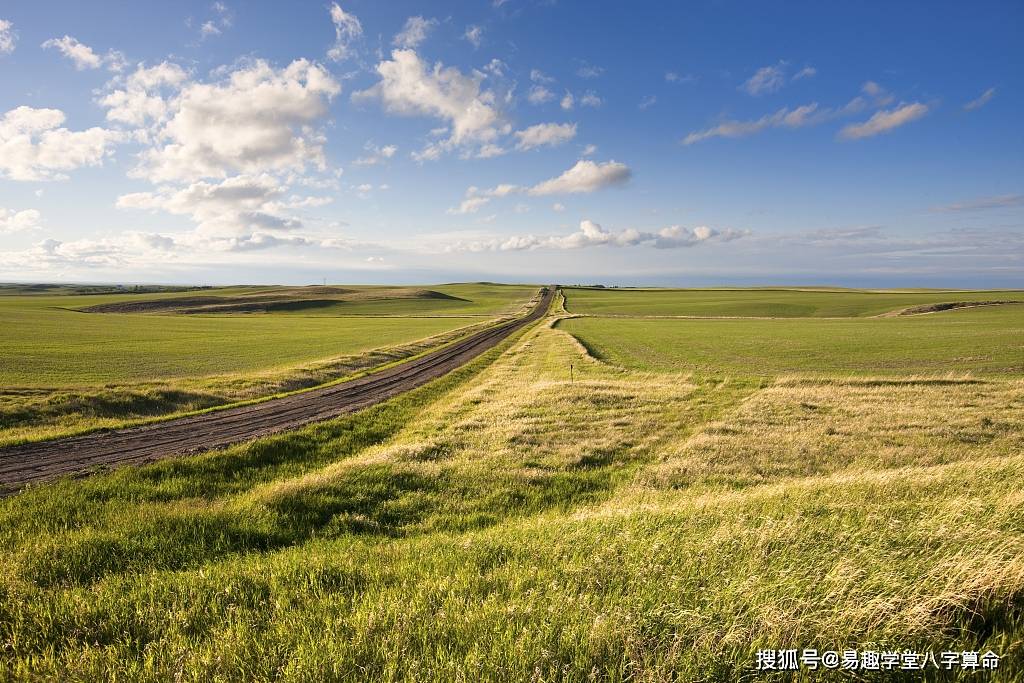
0,287,553,495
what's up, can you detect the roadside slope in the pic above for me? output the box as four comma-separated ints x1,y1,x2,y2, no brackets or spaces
0,287,553,494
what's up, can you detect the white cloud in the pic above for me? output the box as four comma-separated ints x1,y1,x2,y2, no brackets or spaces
528,159,630,195
560,91,574,110
682,103,830,145
0,19,16,55
0,207,42,233
353,141,398,166
130,59,340,182
860,81,894,106
581,143,597,156
116,174,301,236
552,202,565,212
530,69,555,84
665,71,694,84
448,195,492,215
454,161,629,205
793,66,817,80
742,62,786,95
964,87,996,111
580,91,602,107
638,95,657,110
0,106,121,181
327,3,362,62
445,219,746,251
514,122,576,151
99,61,190,128
41,35,126,71
527,85,555,105
393,16,438,49
463,25,483,48
42,35,101,69
354,49,507,157
839,102,928,140
576,63,604,78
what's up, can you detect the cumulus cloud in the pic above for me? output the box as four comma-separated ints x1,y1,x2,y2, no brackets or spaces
463,25,483,48
514,122,576,150
742,62,786,95
560,92,574,110
0,19,16,55
445,219,746,251
0,206,42,233
393,16,438,49
327,3,362,61
530,69,555,84
528,159,630,195
116,174,302,236
964,87,996,111
0,106,121,181
353,141,398,166
839,102,928,140
580,91,602,107
354,49,507,157
449,159,630,212
127,59,340,182
41,35,124,71
527,85,555,105
99,61,190,128
576,63,604,78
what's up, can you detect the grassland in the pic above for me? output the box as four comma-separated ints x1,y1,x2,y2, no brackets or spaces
0,283,536,446
1,287,1022,680
560,305,1024,377
565,286,1024,318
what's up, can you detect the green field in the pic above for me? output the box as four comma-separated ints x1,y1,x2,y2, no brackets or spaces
0,283,536,445
564,286,1024,317
560,305,1024,376
1,286,1023,680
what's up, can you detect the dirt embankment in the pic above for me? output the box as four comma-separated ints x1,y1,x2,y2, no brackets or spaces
0,287,553,495
880,300,1023,317
79,288,468,315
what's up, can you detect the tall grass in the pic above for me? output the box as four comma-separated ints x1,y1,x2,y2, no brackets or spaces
1,308,1022,680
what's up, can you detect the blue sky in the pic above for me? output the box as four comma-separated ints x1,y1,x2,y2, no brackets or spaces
0,0,1021,286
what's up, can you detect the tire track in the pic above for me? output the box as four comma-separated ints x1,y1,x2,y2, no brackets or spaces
0,287,554,494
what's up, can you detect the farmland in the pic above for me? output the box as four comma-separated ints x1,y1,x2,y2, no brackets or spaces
0,285,1022,680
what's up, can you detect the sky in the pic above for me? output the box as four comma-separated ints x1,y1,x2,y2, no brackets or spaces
0,0,1021,287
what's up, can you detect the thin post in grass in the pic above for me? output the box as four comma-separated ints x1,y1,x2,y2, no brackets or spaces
570,363,574,383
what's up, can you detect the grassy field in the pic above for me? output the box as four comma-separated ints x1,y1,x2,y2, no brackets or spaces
560,305,1024,377
1,287,1022,680
564,286,1024,317
0,283,536,446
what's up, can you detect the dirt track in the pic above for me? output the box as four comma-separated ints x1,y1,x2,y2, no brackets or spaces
0,287,553,495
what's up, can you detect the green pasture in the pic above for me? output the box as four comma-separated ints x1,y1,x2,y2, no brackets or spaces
563,286,1024,317
559,304,1024,377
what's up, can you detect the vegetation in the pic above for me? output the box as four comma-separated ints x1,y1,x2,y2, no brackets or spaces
563,285,1024,318
0,283,535,445
560,305,1024,377
1,286,1021,680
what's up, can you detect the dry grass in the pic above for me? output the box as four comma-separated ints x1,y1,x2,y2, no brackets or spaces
1,309,1022,680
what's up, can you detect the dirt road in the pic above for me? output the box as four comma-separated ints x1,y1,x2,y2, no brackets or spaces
0,287,553,495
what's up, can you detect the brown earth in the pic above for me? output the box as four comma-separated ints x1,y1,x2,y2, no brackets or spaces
79,288,468,314
879,300,1023,317
0,287,553,495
